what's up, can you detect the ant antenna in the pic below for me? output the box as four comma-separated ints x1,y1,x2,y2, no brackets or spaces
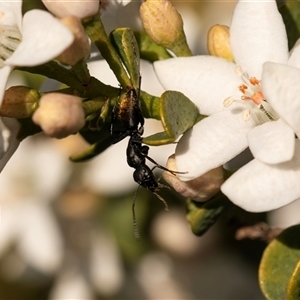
132,185,141,241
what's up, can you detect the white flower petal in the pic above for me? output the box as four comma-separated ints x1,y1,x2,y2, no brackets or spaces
262,62,300,138
230,0,288,78
175,110,256,181
0,201,19,257
17,201,64,274
247,119,295,164
0,2,22,31
0,65,13,105
0,118,20,172
221,139,300,212
288,38,300,69
154,56,242,115
5,10,74,67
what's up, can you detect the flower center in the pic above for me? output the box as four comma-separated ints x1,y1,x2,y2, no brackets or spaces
0,24,22,68
224,66,279,125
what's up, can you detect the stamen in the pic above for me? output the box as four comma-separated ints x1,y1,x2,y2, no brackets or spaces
238,84,248,94
250,77,260,85
223,96,233,107
242,109,250,121
235,66,243,77
0,24,22,64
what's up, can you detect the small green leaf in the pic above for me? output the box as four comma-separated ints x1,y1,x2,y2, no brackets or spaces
279,1,300,50
69,137,111,162
143,91,202,145
287,259,300,299
186,194,233,236
134,31,172,62
259,225,300,300
110,28,140,89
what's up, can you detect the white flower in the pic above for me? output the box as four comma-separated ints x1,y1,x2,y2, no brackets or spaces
154,0,300,212
0,138,70,275
221,62,300,212
0,1,74,170
154,0,291,179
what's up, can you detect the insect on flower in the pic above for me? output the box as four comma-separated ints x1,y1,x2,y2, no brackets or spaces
110,75,186,239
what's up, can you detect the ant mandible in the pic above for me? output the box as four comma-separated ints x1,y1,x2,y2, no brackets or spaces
110,76,185,239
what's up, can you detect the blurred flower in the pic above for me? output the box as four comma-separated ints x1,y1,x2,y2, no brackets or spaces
32,93,85,139
0,138,70,277
154,0,290,180
0,118,20,172
42,0,100,19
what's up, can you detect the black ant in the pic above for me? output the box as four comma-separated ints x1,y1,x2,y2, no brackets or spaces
110,77,186,239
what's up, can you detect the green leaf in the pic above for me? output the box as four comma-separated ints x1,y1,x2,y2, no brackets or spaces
186,194,233,236
143,90,202,145
134,31,172,63
70,123,112,161
69,137,111,162
287,259,300,299
279,1,300,50
110,28,140,89
259,225,300,300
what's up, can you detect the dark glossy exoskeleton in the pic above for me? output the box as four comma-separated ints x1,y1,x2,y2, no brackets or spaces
110,79,144,144
111,77,185,239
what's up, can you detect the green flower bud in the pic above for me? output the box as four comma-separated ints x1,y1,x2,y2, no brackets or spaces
0,86,40,118
56,16,91,66
140,0,191,56
32,93,85,139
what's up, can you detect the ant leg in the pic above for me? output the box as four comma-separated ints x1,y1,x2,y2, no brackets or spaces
153,192,169,211
145,155,188,176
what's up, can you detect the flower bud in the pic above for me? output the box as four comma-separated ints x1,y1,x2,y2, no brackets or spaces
0,86,40,118
207,25,234,62
32,93,85,139
163,154,224,202
140,0,191,56
56,16,91,66
42,0,100,19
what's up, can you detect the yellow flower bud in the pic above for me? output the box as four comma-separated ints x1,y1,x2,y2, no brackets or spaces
56,16,91,66
207,25,234,62
32,93,85,139
140,0,191,56
0,86,40,119
163,154,224,202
